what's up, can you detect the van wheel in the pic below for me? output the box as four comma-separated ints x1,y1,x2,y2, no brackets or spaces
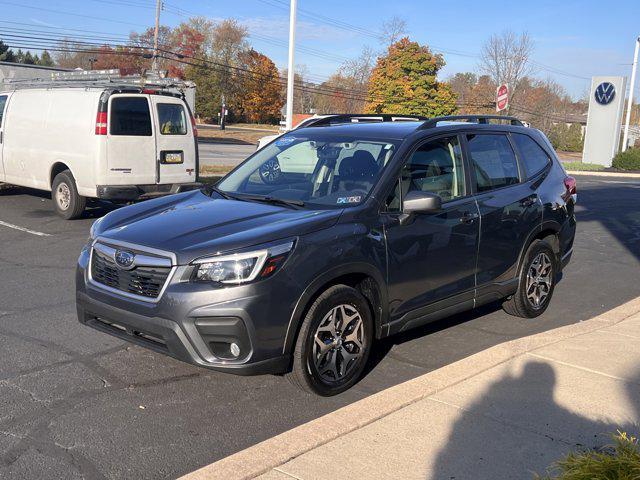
52,171,86,220
287,285,373,396
503,240,557,318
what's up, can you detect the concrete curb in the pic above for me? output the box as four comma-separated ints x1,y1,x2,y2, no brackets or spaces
180,296,640,480
566,170,640,178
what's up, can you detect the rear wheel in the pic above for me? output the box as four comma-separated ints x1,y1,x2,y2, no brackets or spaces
52,170,86,220
287,285,373,396
503,240,557,318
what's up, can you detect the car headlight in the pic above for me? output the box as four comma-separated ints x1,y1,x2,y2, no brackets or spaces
192,241,294,285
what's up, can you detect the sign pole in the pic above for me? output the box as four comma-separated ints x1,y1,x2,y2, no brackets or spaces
285,0,297,131
622,36,640,152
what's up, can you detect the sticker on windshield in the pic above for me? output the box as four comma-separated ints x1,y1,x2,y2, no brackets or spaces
275,137,296,147
337,196,362,204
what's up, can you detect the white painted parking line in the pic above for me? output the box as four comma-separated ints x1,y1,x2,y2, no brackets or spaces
0,220,51,237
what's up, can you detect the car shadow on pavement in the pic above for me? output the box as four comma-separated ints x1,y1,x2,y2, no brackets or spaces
430,361,640,479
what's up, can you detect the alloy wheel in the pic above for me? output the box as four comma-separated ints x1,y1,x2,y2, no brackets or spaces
312,304,365,383
526,252,553,309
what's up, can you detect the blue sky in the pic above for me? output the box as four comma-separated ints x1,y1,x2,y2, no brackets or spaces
1,0,639,99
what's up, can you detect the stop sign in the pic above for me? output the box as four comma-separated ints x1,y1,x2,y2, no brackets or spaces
496,84,509,112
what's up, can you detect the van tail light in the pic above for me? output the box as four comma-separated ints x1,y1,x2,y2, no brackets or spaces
95,111,107,135
563,175,577,203
190,114,198,137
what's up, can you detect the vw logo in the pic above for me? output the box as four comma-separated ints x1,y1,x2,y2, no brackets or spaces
594,82,616,106
114,249,135,269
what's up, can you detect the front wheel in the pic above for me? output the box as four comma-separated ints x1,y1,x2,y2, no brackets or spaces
287,285,373,396
52,170,86,220
503,240,557,318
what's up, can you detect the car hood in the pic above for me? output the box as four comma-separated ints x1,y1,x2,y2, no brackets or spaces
95,190,342,265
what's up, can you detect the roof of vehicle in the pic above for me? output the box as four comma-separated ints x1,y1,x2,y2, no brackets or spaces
294,121,425,140
292,115,531,140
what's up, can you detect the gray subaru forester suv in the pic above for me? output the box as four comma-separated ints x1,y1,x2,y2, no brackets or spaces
76,114,577,396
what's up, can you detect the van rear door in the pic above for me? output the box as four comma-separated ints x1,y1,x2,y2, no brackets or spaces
149,95,197,184
106,94,157,185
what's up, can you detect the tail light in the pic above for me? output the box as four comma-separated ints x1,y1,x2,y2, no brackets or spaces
563,176,577,202
95,111,107,135
190,114,198,137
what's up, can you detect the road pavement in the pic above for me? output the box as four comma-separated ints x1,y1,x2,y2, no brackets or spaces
0,174,638,479
198,141,256,167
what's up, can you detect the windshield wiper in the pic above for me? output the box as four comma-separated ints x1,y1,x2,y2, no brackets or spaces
208,185,236,200
237,194,305,209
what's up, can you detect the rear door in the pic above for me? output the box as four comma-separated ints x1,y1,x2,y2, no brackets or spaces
465,132,542,287
150,95,196,184
0,93,8,181
107,94,157,185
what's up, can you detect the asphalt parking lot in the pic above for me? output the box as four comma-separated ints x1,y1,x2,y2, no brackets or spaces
0,174,639,479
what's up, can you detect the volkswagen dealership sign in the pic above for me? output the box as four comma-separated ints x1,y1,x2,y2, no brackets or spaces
583,76,626,167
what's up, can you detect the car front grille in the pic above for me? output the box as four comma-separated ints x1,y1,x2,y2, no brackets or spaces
90,244,172,299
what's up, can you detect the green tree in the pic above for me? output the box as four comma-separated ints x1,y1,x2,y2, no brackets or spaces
23,51,35,64
184,61,222,121
365,37,457,116
39,50,55,67
0,40,16,62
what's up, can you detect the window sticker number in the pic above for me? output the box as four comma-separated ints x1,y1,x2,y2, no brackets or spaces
337,196,362,204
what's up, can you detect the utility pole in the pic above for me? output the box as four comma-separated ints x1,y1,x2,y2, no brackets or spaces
152,0,162,71
285,0,297,131
622,36,640,152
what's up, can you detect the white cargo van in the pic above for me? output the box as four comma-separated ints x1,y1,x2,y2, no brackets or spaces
0,83,199,219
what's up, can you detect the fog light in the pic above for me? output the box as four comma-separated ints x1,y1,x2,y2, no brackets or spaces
230,342,241,358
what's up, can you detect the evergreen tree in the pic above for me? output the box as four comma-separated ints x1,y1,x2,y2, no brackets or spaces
0,40,16,62
39,50,55,67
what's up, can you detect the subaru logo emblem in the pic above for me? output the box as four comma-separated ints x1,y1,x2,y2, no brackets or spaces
114,250,135,269
594,82,615,106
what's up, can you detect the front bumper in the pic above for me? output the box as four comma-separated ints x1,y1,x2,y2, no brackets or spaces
96,183,202,201
75,244,296,375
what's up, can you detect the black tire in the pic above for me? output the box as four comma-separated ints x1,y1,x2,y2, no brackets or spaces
503,239,557,318
287,285,374,396
51,170,86,220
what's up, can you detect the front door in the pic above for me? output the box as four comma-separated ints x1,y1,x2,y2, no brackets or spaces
106,94,157,185
0,94,9,181
383,134,480,327
465,132,543,286
150,96,197,185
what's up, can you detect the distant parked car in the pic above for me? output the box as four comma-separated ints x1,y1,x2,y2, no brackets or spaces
77,114,576,396
0,82,199,219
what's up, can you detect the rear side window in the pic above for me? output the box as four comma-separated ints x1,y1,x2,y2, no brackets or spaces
0,95,7,128
157,103,187,135
512,133,551,177
467,134,519,192
110,97,152,136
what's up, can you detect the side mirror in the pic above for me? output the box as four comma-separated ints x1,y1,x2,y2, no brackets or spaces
403,191,442,214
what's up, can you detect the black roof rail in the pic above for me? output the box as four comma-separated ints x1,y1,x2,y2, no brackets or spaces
304,114,430,127
419,115,525,129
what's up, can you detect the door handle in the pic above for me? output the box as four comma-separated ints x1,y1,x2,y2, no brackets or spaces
460,212,479,224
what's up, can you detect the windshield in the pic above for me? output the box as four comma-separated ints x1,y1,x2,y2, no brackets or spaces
217,132,400,208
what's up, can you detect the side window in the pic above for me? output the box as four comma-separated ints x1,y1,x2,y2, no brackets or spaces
467,134,519,192
386,136,466,211
511,133,551,178
157,103,187,135
110,97,152,136
0,95,7,129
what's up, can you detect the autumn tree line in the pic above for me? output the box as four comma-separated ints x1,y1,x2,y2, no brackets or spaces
1,20,611,152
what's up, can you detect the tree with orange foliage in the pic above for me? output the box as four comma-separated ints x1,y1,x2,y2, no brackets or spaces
366,38,457,116
236,49,283,123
